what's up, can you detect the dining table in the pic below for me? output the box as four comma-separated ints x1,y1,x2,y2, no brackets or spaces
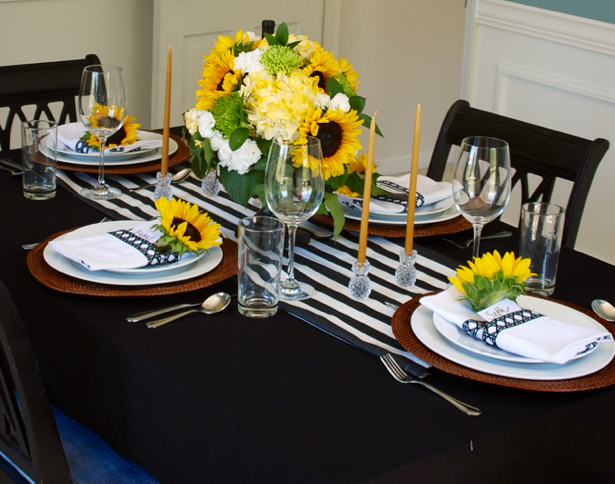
2,133,615,484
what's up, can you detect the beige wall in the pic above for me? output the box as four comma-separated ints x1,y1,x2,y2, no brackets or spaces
336,0,467,174
0,0,154,129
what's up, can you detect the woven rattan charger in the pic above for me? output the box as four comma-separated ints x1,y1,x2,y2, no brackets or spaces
27,228,238,297
392,293,615,392
310,213,472,238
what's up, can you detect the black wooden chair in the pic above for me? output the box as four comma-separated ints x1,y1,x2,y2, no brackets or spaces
427,99,609,249
0,279,158,483
0,54,100,150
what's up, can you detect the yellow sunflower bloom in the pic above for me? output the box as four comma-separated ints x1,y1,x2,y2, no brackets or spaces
303,50,340,93
84,105,140,150
154,198,222,255
448,250,534,311
196,50,242,111
334,153,377,197
299,107,363,180
338,58,360,91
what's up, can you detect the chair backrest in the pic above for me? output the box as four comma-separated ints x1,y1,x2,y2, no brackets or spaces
0,279,71,483
427,99,609,249
0,54,101,150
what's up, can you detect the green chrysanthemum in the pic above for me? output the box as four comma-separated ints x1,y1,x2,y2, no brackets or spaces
261,45,303,74
333,73,356,98
211,92,244,138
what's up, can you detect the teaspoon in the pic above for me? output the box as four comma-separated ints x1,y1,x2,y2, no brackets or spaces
146,292,231,329
591,299,615,322
128,168,191,191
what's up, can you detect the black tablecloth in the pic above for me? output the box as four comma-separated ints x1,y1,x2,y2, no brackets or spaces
2,160,615,483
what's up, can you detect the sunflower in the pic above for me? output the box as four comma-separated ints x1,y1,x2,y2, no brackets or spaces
196,50,242,111
83,105,140,150
154,198,222,256
448,251,534,311
303,50,339,93
299,107,363,179
338,58,360,92
334,153,376,197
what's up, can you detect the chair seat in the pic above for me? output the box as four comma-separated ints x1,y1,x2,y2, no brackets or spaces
53,406,158,484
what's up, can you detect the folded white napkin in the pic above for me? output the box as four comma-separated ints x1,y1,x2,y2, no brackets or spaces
49,222,180,271
339,174,452,214
420,287,612,364
56,123,162,154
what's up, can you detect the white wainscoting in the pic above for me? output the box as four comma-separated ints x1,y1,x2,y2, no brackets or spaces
462,0,615,264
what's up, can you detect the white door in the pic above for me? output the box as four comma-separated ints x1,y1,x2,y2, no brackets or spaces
151,0,329,128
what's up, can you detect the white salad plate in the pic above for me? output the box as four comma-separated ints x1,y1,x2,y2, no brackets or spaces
44,221,222,286
412,295,615,380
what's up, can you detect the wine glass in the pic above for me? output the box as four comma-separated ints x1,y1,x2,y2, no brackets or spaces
265,136,325,300
452,136,511,259
78,65,126,200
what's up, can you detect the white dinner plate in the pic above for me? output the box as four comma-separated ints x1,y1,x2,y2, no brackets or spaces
432,313,598,364
41,132,178,167
43,221,222,286
343,203,461,226
412,295,615,380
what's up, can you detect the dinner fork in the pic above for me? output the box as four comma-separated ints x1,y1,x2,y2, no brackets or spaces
380,353,482,416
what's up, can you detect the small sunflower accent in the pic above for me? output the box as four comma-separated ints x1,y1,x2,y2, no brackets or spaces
448,251,534,312
82,104,140,151
154,198,222,256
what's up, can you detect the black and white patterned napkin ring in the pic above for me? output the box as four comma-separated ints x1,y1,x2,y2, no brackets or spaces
462,308,543,347
374,180,425,208
110,229,180,266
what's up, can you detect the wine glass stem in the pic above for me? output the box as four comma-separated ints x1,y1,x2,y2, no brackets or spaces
472,223,483,259
97,136,108,190
284,223,299,288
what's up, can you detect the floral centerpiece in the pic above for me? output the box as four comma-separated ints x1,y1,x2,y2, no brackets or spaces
183,22,381,235
448,251,534,311
80,105,140,151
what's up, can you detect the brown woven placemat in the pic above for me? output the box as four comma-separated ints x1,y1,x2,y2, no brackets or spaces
391,292,615,392
310,213,472,238
57,133,190,175
26,228,237,297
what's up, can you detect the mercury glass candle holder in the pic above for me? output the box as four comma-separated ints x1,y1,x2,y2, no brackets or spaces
395,249,417,288
153,171,173,200
201,167,220,197
349,259,372,300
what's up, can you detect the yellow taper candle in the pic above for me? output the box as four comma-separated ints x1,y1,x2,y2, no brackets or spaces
405,104,421,252
357,112,377,264
161,45,172,176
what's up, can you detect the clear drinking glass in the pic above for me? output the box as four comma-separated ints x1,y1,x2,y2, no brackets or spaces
452,136,511,259
264,136,325,300
78,65,126,200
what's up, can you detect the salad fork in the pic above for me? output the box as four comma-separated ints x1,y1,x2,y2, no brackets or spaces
380,353,482,416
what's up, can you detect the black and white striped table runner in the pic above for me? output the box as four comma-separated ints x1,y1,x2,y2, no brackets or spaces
58,167,455,367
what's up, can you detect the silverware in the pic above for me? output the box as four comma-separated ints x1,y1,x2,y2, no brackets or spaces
146,292,231,329
21,216,113,250
385,301,400,311
592,299,615,322
380,353,482,416
128,168,191,191
443,230,513,249
0,158,23,174
127,292,236,322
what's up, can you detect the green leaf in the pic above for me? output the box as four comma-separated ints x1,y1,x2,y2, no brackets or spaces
349,96,366,114
287,40,301,49
276,22,289,46
359,113,384,137
229,127,250,151
219,166,258,206
327,77,344,97
264,32,278,45
256,138,272,159
325,171,349,191
324,192,345,238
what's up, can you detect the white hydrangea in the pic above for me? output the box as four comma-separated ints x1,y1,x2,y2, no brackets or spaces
217,138,261,175
326,93,351,113
197,110,216,138
208,131,226,151
314,92,331,110
184,108,202,135
234,49,264,75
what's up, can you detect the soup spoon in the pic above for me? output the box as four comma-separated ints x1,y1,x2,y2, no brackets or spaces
146,292,231,329
128,168,192,191
591,299,615,323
